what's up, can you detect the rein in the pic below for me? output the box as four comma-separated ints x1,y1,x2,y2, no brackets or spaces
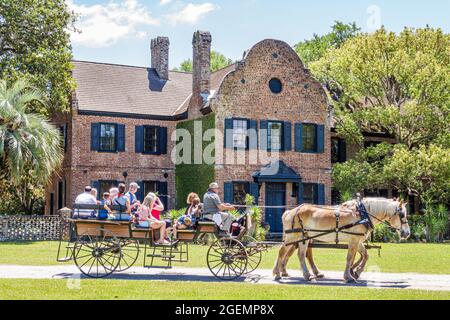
284,200,408,246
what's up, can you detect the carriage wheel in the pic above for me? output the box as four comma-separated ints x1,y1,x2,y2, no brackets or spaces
207,238,248,281
241,235,263,274
115,239,139,272
74,229,121,278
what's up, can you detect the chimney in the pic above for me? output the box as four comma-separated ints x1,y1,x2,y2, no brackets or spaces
191,31,212,112
151,36,170,80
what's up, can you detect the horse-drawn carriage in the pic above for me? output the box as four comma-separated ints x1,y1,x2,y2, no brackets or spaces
57,204,276,280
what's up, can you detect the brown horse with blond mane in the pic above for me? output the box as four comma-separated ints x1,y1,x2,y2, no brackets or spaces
273,198,411,283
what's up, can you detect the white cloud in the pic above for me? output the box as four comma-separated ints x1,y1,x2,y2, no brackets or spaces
159,0,172,5
68,0,159,48
166,3,218,26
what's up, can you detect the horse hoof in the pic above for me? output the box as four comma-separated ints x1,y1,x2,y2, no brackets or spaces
315,273,325,279
281,273,290,278
303,274,314,282
344,277,358,284
274,275,282,281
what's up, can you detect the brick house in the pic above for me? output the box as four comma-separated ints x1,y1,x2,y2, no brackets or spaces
45,30,395,233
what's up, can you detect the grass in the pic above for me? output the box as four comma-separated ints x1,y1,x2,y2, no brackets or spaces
0,241,449,274
0,279,449,300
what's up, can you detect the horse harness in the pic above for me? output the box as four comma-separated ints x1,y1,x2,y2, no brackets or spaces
285,202,375,246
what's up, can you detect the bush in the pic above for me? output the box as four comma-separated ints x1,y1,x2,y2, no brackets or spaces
423,204,449,243
167,208,187,222
372,223,399,243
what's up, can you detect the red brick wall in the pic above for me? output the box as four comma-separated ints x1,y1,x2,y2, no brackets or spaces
45,112,177,214
211,39,332,205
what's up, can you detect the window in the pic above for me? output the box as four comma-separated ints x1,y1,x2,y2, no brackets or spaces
331,138,346,163
99,124,117,152
233,182,249,205
303,184,318,204
331,189,341,205
143,181,158,196
144,126,158,154
99,180,118,199
232,119,248,149
268,121,283,151
302,124,317,153
269,78,282,94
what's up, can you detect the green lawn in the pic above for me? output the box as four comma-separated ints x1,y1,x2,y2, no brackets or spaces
0,241,449,274
0,279,449,300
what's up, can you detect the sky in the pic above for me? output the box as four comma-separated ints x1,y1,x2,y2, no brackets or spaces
69,0,450,69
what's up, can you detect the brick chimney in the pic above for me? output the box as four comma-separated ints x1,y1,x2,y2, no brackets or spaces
190,31,212,117
151,36,170,80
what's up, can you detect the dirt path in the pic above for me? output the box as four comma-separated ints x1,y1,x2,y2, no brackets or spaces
1,264,449,291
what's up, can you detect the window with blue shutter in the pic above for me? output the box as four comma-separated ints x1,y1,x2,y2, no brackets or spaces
158,127,167,154
267,121,283,152
91,123,100,151
259,120,268,150
135,126,144,153
249,182,259,204
248,120,258,150
297,183,304,205
295,123,303,152
317,125,325,153
224,119,234,149
157,181,168,210
136,181,144,202
117,124,125,152
224,182,233,203
283,121,292,151
317,184,325,205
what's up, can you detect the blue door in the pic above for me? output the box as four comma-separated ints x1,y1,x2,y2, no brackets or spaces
265,183,286,233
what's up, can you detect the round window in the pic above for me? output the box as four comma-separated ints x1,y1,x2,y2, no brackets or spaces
269,78,282,94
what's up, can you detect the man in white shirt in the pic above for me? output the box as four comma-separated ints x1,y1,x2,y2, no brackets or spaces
74,186,98,218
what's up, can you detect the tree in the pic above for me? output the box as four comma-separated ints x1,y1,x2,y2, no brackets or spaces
294,21,361,67
0,0,76,115
311,27,450,207
0,79,63,212
174,51,233,73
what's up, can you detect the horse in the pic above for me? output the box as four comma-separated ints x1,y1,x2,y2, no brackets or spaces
273,198,411,283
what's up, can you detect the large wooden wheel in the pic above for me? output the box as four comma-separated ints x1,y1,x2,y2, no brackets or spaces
207,238,248,281
240,235,263,274
115,239,139,272
74,229,121,278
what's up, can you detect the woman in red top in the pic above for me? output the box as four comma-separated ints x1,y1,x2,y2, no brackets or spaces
150,193,164,220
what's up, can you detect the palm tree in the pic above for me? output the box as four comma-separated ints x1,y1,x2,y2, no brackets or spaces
0,79,63,212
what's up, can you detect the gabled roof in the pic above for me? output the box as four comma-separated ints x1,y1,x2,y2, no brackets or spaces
252,160,302,183
72,60,235,118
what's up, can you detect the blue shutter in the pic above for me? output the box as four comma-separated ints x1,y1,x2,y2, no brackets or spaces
260,120,268,150
117,124,125,152
317,184,325,205
136,181,144,202
158,127,168,154
157,181,168,210
339,139,347,162
298,183,304,205
248,120,258,150
317,124,325,153
224,182,233,204
295,123,303,152
91,181,100,200
283,122,292,151
91,123,100,151
224,119,234,149
249,183,259,204
135,126,144,153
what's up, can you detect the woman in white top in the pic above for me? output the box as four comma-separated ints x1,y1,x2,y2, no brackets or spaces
137,193,169,245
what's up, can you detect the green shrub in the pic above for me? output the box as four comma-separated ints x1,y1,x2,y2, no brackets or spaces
423,204,449,243
372,223,399,243
167,208,187,222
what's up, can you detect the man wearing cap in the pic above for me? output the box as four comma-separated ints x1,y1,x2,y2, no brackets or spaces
74,186,98,219
126,182,141,213
203,182,235,234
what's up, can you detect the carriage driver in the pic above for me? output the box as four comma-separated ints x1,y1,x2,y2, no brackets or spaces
203,182,235,235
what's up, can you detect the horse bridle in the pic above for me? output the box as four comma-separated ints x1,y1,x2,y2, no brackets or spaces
365,204,408,232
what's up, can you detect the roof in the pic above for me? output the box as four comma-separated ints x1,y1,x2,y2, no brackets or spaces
72,60,235,118
253,161,302,183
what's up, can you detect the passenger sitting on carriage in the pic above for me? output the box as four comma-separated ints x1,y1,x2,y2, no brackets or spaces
136,193,170,245
203,182,235,236
172,198,201,239
97,192,112,220
110,183,131,221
